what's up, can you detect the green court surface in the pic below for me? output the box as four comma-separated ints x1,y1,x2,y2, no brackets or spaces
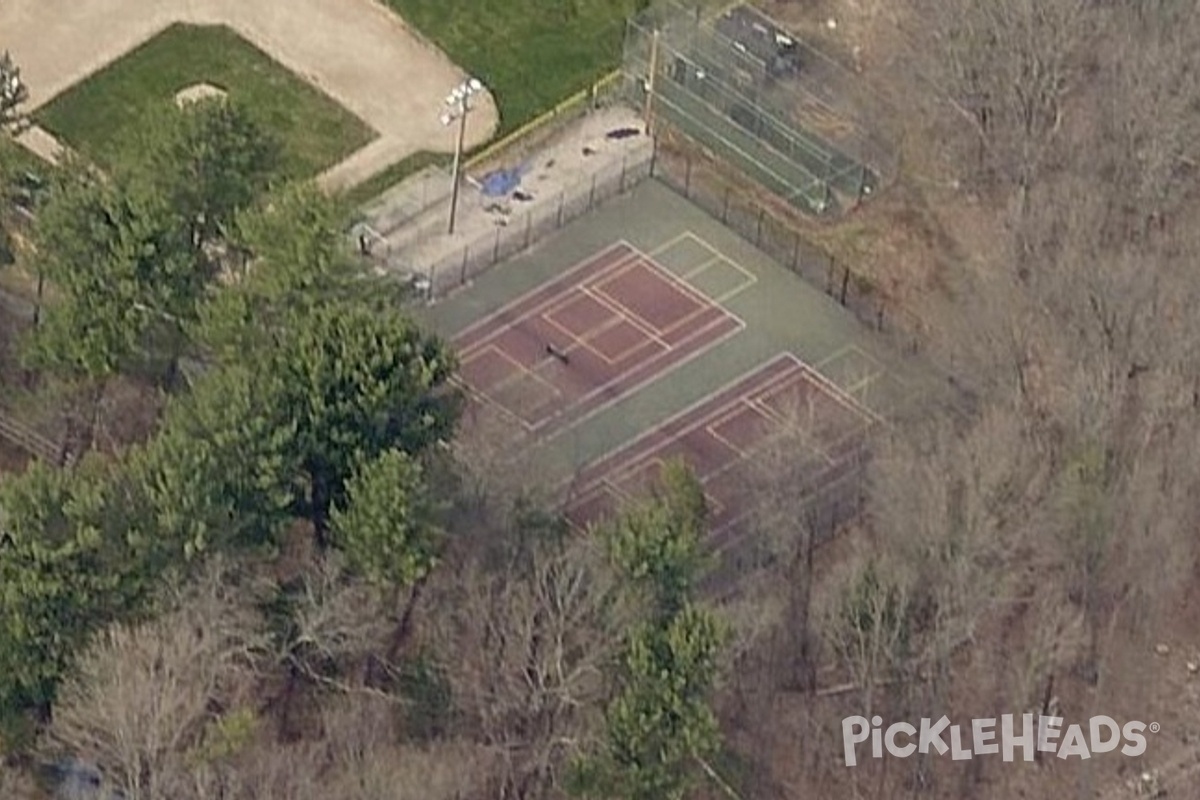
417,180,944,481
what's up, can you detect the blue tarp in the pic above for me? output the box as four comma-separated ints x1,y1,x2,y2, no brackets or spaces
478,164,528,197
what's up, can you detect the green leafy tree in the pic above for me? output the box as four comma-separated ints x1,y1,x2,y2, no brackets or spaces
123,362,298,557
26,165,154,377
25,159,211,392
264,301,459,545
607,460,707,617
331,448,443,662
0,459,148,717
599,606,724,800
574,463,725,800
121,97,280,248
330,449,441,587
196,182,397,361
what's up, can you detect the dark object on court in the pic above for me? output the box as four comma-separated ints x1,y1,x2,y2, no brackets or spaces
513,190,534,202
606,127,641,140
545,343,570,364
582,146,597,156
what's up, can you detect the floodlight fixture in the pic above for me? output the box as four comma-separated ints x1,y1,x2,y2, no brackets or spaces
441,76,489,236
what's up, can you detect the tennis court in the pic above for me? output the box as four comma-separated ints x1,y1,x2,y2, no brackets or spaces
452,238,752,436
564,352,879,543
423,180,929,560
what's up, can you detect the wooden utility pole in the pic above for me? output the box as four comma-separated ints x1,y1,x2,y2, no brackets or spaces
642,29,661,134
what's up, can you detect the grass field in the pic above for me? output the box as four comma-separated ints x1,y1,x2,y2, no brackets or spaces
34,24,377,179
385,0,643,133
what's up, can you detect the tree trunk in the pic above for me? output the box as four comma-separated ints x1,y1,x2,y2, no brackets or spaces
83,378,107,453
385,578,427,664
309,469,331,550
790,524,817,693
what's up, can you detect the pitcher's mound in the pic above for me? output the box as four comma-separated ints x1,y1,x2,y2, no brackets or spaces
174,82,228,107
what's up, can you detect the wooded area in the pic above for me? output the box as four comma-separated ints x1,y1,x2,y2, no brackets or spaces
3,0,1200,797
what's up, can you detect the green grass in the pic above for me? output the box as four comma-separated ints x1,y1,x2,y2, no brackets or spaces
384,0,645,134
338,150,451,212
34,24,376,180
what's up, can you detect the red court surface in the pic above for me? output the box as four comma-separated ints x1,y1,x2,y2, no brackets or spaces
564,352,879,540
452,241,744,435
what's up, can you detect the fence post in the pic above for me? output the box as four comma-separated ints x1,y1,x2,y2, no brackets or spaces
557,192,565,227
650,137,658,177
524,210,532,249
685,156,692,196
825,257,835,294
839,265,849,306
755,208,764,247
792,232,801,272
589,174,597,208
876,301,885,331
721,187,730,223
493,227,501,263
460,245,469,285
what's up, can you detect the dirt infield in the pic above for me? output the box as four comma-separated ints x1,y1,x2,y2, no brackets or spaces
454,241,743,437
0,0,499,190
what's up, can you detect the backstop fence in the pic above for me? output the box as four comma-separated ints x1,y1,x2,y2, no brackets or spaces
623,1,898,216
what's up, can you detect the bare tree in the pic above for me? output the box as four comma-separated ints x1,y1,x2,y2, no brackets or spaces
45,557,269,800
0,761,38,800
902,0,1096,197
321,695,488,800
427,528,627,800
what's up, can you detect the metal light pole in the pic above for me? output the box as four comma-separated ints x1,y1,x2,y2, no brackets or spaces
442,77,484,236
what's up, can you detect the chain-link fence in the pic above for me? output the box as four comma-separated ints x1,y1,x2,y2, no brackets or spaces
405,141,654,299
648,136,925,356
357,162,452,242
702,438,871,600
625,1,898,216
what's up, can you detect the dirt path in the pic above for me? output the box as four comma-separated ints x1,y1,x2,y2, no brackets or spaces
0,0,499,191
